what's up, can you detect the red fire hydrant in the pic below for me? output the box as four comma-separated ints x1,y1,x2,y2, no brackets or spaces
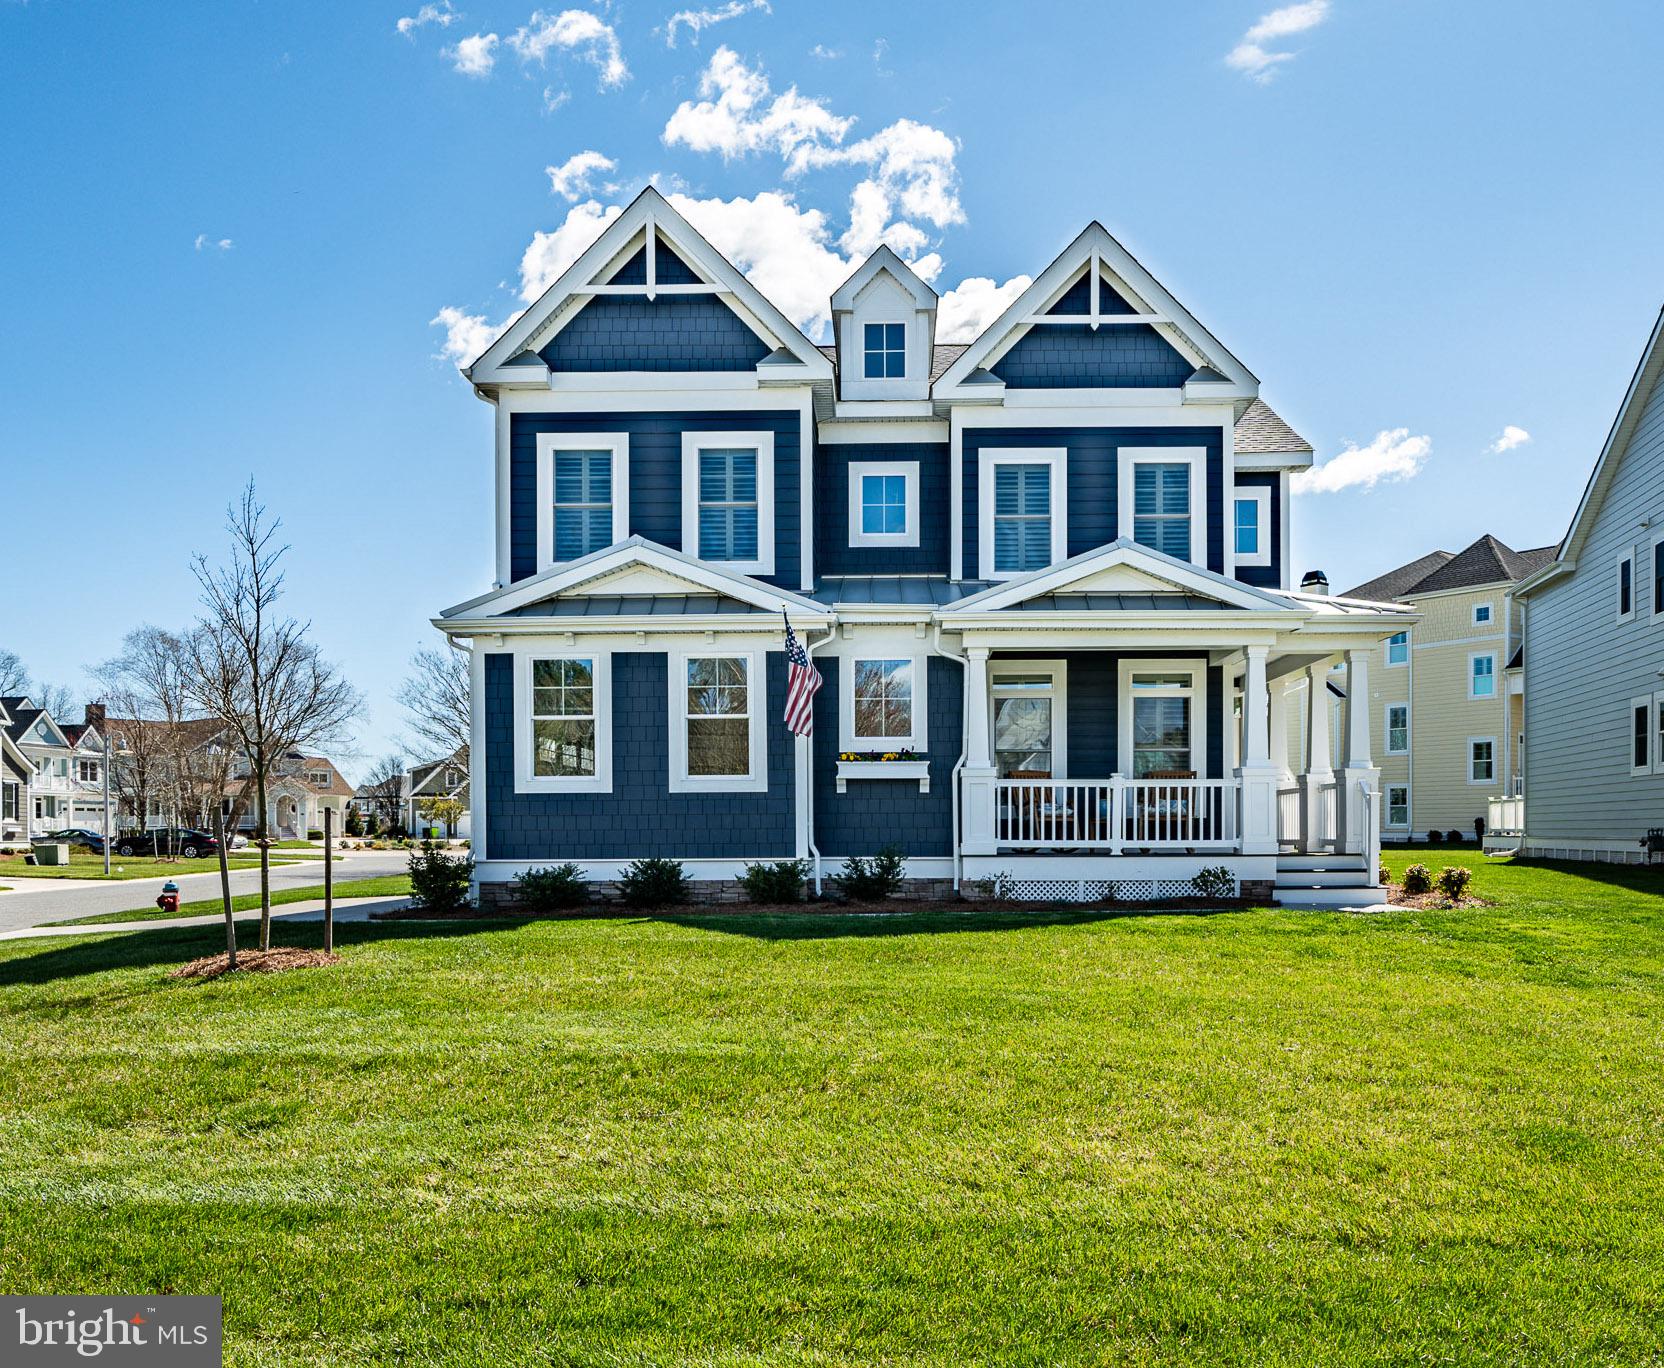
156,879,180,915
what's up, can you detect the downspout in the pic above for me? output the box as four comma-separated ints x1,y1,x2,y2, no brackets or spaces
1406,616,1416,840
932,621,969,891
803,624,836,895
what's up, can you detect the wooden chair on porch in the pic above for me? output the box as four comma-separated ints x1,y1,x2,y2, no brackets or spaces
1005,770,1071,845
1128,770,1198,845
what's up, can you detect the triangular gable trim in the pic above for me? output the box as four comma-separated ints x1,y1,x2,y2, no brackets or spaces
939,539,1297,615
20,710,73,749
831,245,938,312
934,222,1258,397
438,537,834,622
469,187,833,383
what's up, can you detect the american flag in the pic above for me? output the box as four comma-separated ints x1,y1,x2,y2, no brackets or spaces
782,612,823,737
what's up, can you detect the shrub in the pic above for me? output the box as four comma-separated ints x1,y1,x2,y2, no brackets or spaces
1378,862,1390,886
1426,828,1443,845
1474,817,1486,842
617,857,690,909
514,862,589,912
835,846,906,902
408,840,473,912
345,808,363,837
1437,865,1473,902
740,859,809,904
1401,863,1432,895
1447,829,1466,845
1190,866,1235,899
306,828,324,841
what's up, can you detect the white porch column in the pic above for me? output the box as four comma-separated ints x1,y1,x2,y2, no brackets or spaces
1337,648,1379,856
1234,644,1279,855
1268,678,1293,778
961,647,997,854
1300,661,1335,852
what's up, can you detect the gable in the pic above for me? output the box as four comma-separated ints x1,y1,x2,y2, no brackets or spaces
1045,270,1137,316
991,322,1195,389
539,293,771,373
604,234,703,286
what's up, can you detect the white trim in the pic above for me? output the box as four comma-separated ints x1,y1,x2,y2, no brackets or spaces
835,759,930,793
1385,701,1409,755
1468,651,1497,700
838,653,928,752
989,659,1068,777
1630,695,1654,776
1467,736,1497,786
1231,484,1272,569
830,245,938,311
819,419,949,444
1385,630,1410,667
1118,658,1209,779
1278,470,1291,587
1617,548,1636,623
681,431,776,576
1118,447,1206,567
533,432,629,574
513,649,613,795
1471,601,1494,626
847,461,921,549
1384,783,1410,829
976,447,1068,582
668,648,769,794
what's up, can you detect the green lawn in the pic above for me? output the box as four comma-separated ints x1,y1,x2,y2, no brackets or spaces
45,875,413,926
0,853,303,881
1,849,1661,1365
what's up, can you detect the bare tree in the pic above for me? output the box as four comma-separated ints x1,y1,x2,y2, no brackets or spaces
397,643,471,767
96,627,203,856
0,649,26,697
30,680,77,721
188,483,362,951
360,753,407,833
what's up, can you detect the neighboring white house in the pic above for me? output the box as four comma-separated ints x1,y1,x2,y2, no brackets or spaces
1509,305,1664,862
403,755,470,839
1,694,78,838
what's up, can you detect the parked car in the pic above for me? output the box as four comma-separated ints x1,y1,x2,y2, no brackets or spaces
41,828,108,854
111,828,221,860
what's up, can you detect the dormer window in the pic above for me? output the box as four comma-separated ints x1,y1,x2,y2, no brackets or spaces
863,323,906,379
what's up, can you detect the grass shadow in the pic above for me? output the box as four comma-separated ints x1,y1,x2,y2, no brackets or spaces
646,901,1252,942
1504,856,1664,897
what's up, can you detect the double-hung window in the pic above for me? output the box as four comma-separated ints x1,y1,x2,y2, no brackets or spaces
1469,737,1495,784
516,654,611,793
1386,785,1410,828
1386,631,1409,667
979,449,1066,579
1120,448,1205,564
535,433,628,572
847,461,919,548
682,433,775,575
1232,487,1271,567
842,657,925,751
1119,661,1205,779
1469,652,1496,699
1386,703,1409,755
672,653,767,792
863,322,906,378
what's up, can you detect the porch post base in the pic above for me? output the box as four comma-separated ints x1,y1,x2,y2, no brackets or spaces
1234,764,1281,856
1335,765,1379,855
1299,769,1333,851
961,766,998,856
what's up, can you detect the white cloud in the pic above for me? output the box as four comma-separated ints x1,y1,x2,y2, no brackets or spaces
397,1,458,37
809,43,841,59
1488,424,1531,454
509,9,628,88
430,306,499,366
547,150,617,200
664,0,769,48
193,234,233,252
936,275,1032,342
542,86,570,113
663,45,853,160
1227,0,1331,83
1293,428,1431,495
519,200,625,301
445,31,499,76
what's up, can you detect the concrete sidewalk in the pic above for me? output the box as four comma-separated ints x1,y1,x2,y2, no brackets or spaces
0,895,412,940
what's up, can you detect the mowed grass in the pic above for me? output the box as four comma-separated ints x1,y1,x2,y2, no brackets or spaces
0,851,1661,1365
0,852,302,881
45,875,413,926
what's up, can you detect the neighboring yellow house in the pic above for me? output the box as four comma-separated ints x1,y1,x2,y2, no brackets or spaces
1339,536,1555,842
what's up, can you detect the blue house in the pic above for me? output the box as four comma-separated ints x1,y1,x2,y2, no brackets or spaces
438,188,1412,906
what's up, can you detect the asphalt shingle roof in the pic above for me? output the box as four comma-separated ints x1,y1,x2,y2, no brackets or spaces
1234,398,1313,454
1343,536,1557,602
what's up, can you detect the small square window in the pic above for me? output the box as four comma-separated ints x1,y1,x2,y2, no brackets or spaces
1473,603,1493,625
847,462,919,548
862,476,907,535
863,321,906,379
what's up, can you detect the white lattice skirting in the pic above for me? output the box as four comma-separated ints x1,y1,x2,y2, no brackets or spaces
999,876,1236,903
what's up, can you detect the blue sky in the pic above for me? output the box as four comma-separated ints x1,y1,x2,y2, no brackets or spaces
4,0,1662,776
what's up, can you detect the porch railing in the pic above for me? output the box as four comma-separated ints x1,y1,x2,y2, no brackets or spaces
1487,793,1524,835
994,777,1240,852
1276,786,1301,845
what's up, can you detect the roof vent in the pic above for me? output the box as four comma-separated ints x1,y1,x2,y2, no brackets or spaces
1300,570,1330,596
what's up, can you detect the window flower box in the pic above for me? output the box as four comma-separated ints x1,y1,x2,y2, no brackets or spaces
835,752,930,794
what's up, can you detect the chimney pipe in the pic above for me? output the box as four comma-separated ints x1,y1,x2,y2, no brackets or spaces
1300,570,1330,596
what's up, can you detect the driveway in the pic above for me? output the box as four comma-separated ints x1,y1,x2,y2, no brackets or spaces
0,851,415,933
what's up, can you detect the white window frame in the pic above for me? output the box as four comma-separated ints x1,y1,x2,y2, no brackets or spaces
861,319,908,381
1231,485,1272,568
1630,695,1654,777
978,448,1068,581
669,648,768,794
839,654,928,752
1467,736,1496,786
989,660,1068,777
1617,549,1635,623
1472,601,1493,625
1385,784,1410,829
1385,631,1409,668
534,432,629,574
1385,702,1410,755
514,650,613,795
681,432,775,576
1468,651,1497,700
847,460,920,549
1117,658,1209,780
1119,447,1207,566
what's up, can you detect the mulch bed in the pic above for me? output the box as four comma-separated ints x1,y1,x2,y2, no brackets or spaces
170,948,342,979
1380,882,1488,910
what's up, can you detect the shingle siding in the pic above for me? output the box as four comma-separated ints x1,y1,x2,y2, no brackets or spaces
812,656,962,857
481,651,796,864
961,427,1227,579
539,294,770,372
1233,471,1283,589
991,324,1193,389
509,410,802,588
1524,365,1664,845
1053,651,1224,778
817,441,951,576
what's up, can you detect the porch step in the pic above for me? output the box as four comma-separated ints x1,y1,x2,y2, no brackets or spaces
1276,869,1372,888
1273,883,1390,909
1276,853,1368,872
